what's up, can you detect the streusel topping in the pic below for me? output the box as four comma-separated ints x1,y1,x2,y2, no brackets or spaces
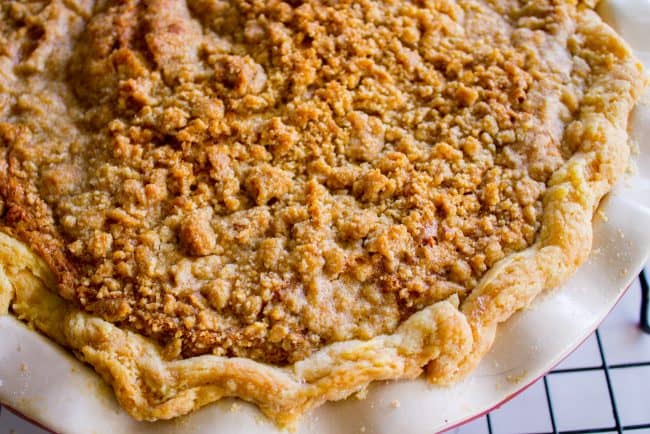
1,0,586,363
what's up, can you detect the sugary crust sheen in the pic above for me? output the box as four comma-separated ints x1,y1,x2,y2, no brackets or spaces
0,2,646,429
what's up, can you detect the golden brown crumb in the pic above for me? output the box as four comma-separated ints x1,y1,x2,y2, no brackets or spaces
179,212,217,256
0,0,588,364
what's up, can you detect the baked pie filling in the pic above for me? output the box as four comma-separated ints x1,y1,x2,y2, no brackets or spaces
0,0,645,426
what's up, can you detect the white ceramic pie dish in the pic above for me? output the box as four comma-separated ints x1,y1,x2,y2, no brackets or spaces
1,1,649,433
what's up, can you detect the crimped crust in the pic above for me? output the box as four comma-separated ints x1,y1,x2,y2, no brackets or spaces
0,2,647,430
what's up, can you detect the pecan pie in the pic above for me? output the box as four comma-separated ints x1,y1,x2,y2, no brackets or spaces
0,0,646,427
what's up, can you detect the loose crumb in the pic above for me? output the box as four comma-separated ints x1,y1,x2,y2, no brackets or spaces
506,371,527,384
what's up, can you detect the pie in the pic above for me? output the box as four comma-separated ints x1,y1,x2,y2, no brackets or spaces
0,0,646,428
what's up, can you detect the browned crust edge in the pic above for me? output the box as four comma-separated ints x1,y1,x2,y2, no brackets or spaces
0,8,646,429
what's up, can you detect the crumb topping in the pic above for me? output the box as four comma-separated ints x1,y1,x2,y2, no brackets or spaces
0,0,588,363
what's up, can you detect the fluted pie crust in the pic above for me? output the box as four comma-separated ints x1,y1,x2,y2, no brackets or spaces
0,0,646,429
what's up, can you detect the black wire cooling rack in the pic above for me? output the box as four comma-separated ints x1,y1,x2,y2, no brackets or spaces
1,269,649,434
